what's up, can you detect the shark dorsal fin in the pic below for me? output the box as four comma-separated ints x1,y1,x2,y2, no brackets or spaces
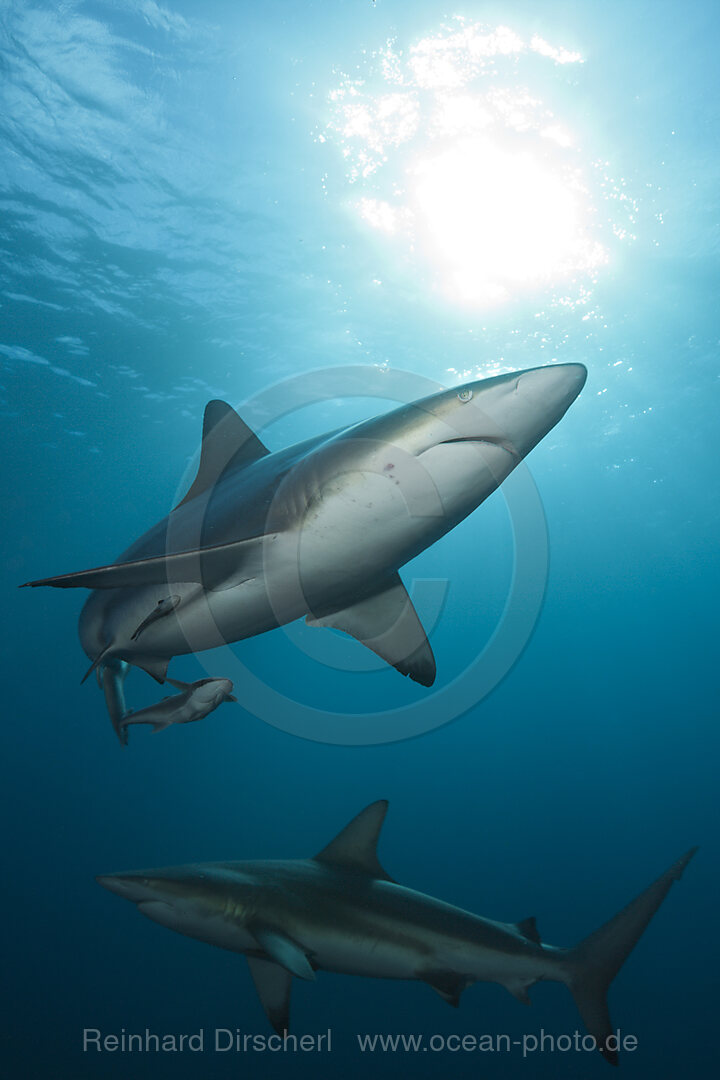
516,916,541,945
175,400,270,509
313,800,393,881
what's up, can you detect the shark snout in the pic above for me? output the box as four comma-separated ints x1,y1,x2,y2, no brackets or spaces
485,362,587,457
516,362,587,410
96,872,163,904
96,867,229,934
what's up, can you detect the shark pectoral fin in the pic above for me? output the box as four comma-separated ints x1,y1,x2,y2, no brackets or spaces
227,694,238,703
21,536,275,591
174,400,271,511
250,927,315,982
313,800,394,881
306,574,436,687
420,970,471,1008
247,956,292,1035
151,721,171,733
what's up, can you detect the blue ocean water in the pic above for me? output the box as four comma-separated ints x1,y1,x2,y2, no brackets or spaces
2,1,717,1076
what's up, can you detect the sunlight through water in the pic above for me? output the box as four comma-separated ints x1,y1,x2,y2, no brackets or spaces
323,17,634,309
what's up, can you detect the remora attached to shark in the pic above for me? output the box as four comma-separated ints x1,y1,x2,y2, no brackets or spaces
22,364,587,735
97,800,696,1066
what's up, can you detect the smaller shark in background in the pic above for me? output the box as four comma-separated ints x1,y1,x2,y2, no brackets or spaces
97,801,696,1066
117,677,236,738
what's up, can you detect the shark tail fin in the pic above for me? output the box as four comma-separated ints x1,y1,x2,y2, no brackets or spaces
562,847,697,1066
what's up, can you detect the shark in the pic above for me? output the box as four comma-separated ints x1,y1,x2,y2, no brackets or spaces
118,677,236,736
22,364,586,735
96,800,696,1066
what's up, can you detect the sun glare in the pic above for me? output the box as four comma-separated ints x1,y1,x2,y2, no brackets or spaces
323,18,633,308
413,139,604,303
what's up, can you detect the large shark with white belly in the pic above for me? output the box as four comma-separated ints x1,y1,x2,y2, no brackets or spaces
22,364,586,735
96,800,696,1066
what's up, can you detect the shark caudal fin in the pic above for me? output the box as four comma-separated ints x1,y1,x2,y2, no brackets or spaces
562,847,697,1066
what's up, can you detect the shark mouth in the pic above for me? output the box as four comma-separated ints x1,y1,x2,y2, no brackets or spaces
440,435,520,460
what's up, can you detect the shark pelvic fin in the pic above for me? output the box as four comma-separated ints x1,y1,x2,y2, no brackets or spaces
421,969,471,1008
247,956,292,1035
505,979,534,1005
133,655,170,683
306,574,436,687
21,534,274,591
175,399,270,510
165,677,193,691
250,927,315,981
313,799,394,882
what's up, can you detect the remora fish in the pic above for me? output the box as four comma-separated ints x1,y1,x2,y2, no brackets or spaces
22,364,586,723
130,595,181,643
118,677,236,735
96,800,696,1066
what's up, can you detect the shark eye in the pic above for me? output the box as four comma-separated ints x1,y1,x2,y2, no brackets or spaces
457,389,473,403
